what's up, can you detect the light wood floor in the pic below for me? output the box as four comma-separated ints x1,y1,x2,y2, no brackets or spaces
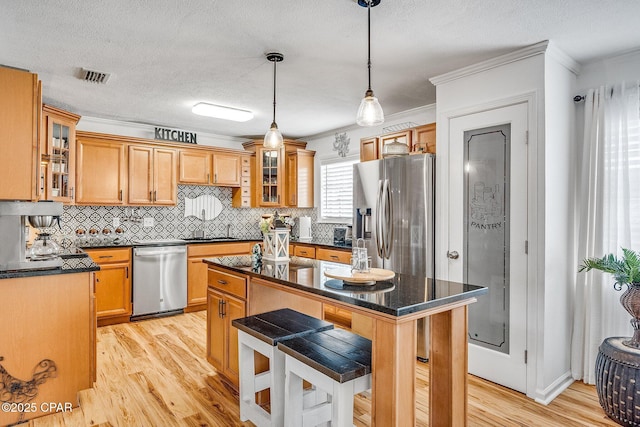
28,311,616,426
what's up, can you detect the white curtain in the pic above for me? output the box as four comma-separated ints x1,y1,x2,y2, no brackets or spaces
571,81,640,383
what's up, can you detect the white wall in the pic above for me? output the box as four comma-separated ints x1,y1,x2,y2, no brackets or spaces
430,41,579,404
304,104,436,217
575,48,640,93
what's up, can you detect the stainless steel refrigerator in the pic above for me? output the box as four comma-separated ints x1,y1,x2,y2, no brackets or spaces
353,153,435,361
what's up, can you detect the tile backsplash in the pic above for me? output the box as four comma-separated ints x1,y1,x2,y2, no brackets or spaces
52,185,343,244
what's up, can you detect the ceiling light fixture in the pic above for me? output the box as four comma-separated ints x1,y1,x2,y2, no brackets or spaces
192,102,254,122
264,52,284,149
356,0,384,127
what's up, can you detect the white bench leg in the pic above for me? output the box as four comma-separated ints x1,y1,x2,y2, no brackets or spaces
332,380,355,427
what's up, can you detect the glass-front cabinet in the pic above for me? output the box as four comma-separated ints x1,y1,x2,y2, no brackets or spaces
259,147,282,206
41,104,80,203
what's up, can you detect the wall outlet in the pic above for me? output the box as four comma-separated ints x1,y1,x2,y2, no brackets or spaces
112,217,120,227
143,217,154,227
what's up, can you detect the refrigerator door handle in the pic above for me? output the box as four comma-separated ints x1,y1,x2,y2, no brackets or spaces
376,179,384,258
383,179,393,258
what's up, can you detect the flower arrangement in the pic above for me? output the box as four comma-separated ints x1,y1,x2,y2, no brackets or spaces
260,213,295,235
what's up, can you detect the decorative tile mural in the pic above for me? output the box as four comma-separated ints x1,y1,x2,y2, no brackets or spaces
52,185,344,244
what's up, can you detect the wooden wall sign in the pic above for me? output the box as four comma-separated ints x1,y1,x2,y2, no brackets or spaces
154,127,197,144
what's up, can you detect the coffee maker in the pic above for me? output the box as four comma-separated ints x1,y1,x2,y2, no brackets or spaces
0,201,63,271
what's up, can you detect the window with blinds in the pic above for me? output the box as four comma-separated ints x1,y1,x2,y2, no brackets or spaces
320,157,358,222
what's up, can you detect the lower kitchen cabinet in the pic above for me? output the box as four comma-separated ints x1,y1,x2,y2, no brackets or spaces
186,242,255,312
85,248,132,326
206,266,248,387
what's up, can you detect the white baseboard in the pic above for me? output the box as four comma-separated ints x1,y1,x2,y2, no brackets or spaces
533,371,574,405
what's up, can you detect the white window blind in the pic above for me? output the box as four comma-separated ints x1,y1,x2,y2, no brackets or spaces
320,157,358,222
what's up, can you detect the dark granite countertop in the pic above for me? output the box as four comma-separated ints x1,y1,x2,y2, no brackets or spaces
203,256,487,317
0,252,100,280
77,237,262,249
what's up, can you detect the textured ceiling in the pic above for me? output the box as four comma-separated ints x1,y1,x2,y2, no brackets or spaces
2,0,640,139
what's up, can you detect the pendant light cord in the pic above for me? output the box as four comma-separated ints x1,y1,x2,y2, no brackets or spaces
367,0,372,92
272,58,277,124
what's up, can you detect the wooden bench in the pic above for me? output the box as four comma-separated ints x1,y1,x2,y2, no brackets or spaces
277,328,372,427
232,308,333,427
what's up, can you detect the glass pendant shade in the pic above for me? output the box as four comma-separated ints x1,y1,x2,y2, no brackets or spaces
264,122,283,149
356,91,384,126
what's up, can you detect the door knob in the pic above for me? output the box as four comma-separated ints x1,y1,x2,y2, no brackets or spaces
447,250,459,259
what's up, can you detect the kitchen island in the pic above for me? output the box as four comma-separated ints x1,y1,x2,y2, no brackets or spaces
0,253,99,425
204,256,487,427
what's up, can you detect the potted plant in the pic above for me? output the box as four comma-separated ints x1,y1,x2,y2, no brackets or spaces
579,248,640,348
580,248,640,426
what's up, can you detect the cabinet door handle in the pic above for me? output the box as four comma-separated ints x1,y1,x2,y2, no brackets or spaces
71,187,75,199
154,190,157,202
149,191,153,201
221,300,227,317
277,195,280,204
125,266,129,279
218,299,223,318
207,173,210,182
119,190,123,201
214,173,217,183
217,279,227,285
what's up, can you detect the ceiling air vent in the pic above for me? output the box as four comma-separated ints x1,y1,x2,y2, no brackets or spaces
80,68,111,84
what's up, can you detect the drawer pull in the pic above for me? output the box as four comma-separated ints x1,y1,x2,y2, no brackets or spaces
300,251,307,255
330,255,339,259
99,255,113,259
217,279,228,285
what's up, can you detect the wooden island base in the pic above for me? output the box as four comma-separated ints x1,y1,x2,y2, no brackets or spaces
246,277,473,426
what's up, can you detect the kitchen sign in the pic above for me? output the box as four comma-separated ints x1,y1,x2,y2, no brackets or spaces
154,127,197,144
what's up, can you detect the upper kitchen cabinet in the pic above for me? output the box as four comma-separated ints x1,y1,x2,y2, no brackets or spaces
76,132,127,205
379,129,413,155
360,136,378,162
0,66,41,201
40,104,81,203
178,148,242,187
359,123,436,162
243,139,311,208
128,145,177,205
412,123,436,154
178,149,210,184
286,149,315,208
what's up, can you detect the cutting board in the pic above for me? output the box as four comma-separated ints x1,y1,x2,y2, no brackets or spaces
323,267,395,285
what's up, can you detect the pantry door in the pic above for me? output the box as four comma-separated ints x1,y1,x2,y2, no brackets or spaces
448,102,528,392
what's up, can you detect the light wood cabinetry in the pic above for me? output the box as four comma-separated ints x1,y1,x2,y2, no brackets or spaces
360,136,379,162
128,145,177,205
207,266,249,387
293,245,316,258
0,66,40,201
40,104,80,203
178,149,210,184
413,123,436,154
379,129,413,155
316,247,352,264
286,149,315,208
85,247,132,326
178,149,243,187
360,122,436,161
76,133,127,205
0,272,95,425
186,242,254,312
242,139,313,208
232,154,253,208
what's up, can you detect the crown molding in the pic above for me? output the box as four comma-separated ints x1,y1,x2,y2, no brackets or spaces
546,41,580,75
430,41,553,86
303,103,436,140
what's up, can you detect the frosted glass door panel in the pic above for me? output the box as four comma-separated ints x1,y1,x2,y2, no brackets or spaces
464,124,510,354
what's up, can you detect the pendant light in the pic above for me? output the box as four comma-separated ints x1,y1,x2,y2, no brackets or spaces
264,52,284,149
356,0,384,127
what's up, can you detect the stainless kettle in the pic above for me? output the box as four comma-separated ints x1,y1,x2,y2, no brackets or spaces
27,215,61,229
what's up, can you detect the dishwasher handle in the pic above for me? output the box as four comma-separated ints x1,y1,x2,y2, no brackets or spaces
134,248,186,257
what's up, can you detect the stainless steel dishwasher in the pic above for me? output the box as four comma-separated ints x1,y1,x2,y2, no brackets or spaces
132,239,187,319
